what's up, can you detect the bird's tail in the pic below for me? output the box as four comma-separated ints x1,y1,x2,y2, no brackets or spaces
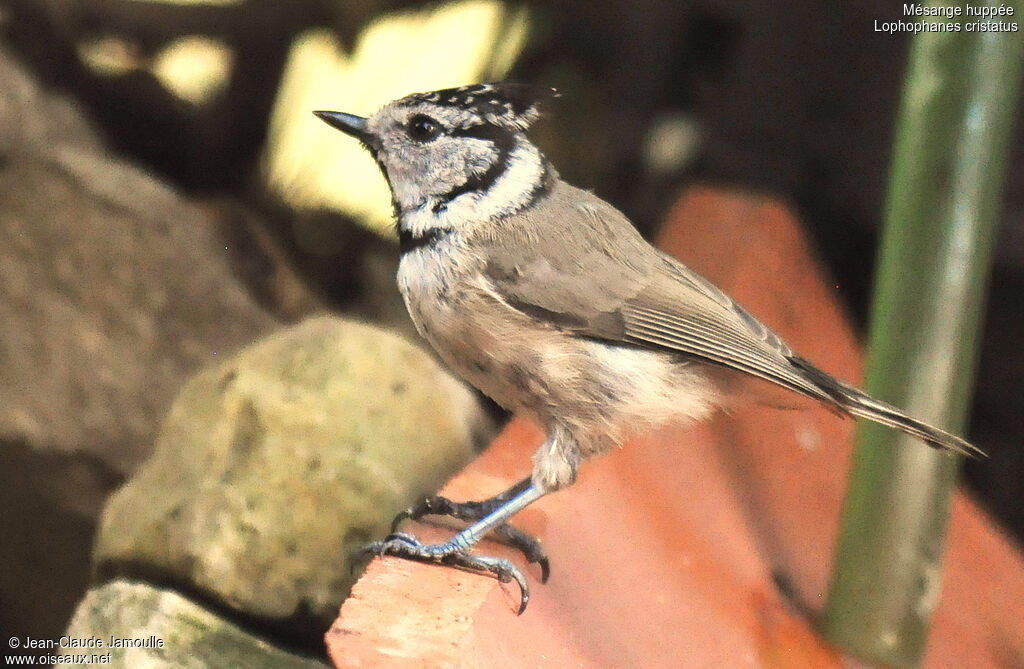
789,357,986,459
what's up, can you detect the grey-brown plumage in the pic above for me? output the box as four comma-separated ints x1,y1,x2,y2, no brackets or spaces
313,83,983,613
474,179,981,459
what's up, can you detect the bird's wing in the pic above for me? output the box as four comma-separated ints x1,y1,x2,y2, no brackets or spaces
619,260,832,401
479,185,836,405
479,186,985,457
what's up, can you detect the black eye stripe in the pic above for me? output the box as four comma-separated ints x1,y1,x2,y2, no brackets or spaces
448,123,516,153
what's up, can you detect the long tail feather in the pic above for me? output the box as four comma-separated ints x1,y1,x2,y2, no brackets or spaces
788,357,986,458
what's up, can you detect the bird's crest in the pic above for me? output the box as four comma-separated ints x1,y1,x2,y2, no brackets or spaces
397,83,557,131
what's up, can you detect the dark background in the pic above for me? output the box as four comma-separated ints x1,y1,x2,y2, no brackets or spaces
1,0,1020,652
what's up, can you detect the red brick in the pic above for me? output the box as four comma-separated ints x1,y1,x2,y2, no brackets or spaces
326,187,1024,668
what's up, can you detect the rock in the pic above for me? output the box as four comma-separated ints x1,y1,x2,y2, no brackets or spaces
0,144,278,474
0,45,279,643
0,43,102,156
95,316,491,640
61,579,327,668
0,42,285,475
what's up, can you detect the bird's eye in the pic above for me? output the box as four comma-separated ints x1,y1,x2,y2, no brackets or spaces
407,114,441,142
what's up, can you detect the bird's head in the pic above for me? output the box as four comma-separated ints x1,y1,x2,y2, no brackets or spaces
315,83,556,222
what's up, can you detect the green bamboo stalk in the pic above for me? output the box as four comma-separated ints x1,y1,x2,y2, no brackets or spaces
819,4,1024,666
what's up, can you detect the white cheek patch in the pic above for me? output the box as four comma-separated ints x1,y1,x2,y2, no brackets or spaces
435,142,544,227
396,141,544,239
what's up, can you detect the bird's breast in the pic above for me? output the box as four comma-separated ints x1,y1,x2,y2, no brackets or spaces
396,248,544,410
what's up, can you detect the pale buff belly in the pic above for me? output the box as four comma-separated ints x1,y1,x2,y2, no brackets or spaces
402,277,719,458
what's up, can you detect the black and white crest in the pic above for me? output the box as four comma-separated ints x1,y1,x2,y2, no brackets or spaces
398,83,557,131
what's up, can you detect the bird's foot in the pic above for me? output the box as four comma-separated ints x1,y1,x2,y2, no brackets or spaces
356,479,549,613
390,488,550,582
359,532,533,614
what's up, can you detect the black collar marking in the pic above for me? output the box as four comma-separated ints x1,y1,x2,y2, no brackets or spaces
399,226,452,254
523,159,554,208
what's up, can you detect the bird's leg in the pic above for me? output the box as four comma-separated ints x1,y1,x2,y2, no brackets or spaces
392,476,532,527
387,476,549,580
359,479,548,614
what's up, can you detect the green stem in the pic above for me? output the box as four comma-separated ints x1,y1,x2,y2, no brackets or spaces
820,5,1024,667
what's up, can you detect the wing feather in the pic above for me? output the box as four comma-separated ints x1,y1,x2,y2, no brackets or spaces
478,182,835,405
474,181,984,457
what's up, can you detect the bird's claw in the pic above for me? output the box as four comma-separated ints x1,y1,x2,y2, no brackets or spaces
390,494,550,582
357,532,532,614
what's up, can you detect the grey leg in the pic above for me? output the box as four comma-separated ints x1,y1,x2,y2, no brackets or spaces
359,481,548,614
388,476,550,581
391,477,533,530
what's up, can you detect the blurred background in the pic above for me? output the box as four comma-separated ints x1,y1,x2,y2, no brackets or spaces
0,0,1021,662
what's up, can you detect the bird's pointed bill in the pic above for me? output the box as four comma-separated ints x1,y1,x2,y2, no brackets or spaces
314,110,374,144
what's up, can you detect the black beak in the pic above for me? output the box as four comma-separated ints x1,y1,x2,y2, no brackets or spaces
313,110,379,149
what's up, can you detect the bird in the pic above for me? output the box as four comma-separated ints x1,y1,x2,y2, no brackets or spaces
313,83,984,614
